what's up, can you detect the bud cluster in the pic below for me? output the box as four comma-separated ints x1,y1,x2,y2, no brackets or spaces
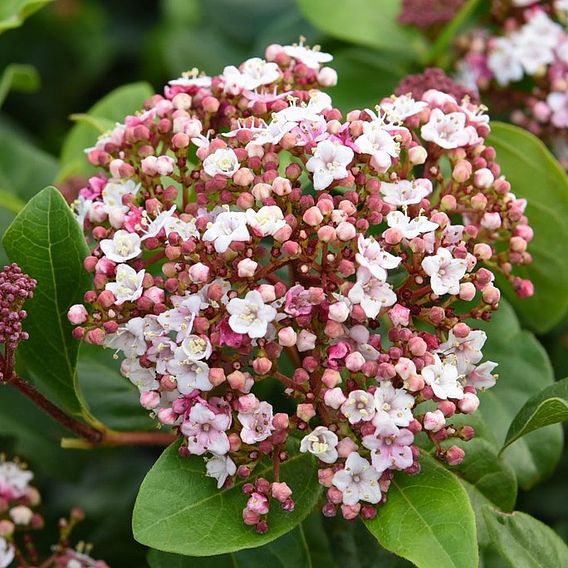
0,457,107,567
455,1,568,167
66,40,533,529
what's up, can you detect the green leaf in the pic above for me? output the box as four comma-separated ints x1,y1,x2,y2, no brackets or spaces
0,63,40,107
0,0,53,34
2,187,94,419
475,300,563,489
132,440,322,556
294,0,427,58
69,113,115,134
58,82,153,181
487,122,568,333
364,453,478,568
482,508,568,567
78,345,157,432
423,0,482,66
503,377,568,450
147,525,311,567
0,189,26,214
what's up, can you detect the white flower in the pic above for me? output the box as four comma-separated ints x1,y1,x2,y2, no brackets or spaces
181,334,212,361
487,37,524,86
373,382,414,427
306,139,354,191
385,210,439,239
246,205,286,237
240,57,280,89
227,290,277,338
0,537,15,568
102,179,139,213
104,317,146,357
547,92,568,129
348,267,397,319
283,42,333,69
105,264,145,305
466,360,498,389
141,205,177,240
203,211,250,253
422,354,464,400
355,121,399,171
300,426,339,463
203,148,240,178
380,178,432,206
0,461,33,499
167,348,213,392
205,455,237,488
121,358,159,392
356,235,401,281
438,329,487,372
72,195,93,227
380,94,427,121
100,230,142,263
422,247,467,296
421,109,477,149
164,216,199,241
513,27,555,75
169,69,212,89
341,389,376,424
332,452,381,506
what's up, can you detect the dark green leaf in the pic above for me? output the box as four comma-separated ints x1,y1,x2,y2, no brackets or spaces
488,122,568,333
365,453,478,568
58,82,154,181
475,300,563,489
0,0,54,34
147,526,311,567
0,63,40,107
482,507,568,568
133,440,322,556
295,0,427,58
2,187,94,419
504,377,568,450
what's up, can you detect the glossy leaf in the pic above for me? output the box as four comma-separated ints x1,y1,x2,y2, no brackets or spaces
504,377,568,450
133,441,322,556
365,453,478,568
58,82,153,181
2,187,94,419
147,526,311,567
0,0,53,34
475,300,563,489
483,507,568,567
488,122,568,333
0,63,40,107
295,0,427,58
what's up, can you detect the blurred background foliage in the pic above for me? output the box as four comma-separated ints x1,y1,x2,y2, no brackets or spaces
0,0,567,566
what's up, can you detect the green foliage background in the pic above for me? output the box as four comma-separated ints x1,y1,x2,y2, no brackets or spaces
1,1,568,566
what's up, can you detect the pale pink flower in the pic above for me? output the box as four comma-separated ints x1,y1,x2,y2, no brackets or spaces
332,452,381,506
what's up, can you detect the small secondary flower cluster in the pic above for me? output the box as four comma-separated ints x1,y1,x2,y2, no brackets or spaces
454,1,568,166
67,41,534,529
398,0,466,29
0,458,107,568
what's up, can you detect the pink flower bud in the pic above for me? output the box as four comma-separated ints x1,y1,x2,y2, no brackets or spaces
438,400,456,417
388,304,410,327
303,206,324,226
237,258,258,277
251,182,272,200
233,168,255,187
452,160,472,183
324,387,346,409
423,410,445,432
345,351,365,372
227,370,247,391
341,503,361,520
140,391,160,410
317,66,338,86
157,408,177,425
297,329,316,352
252,357,272,375
237,393,260,413
242,508,261,526
272,412,289,430
188,262,210,283
408,145,427,165
482,285,501,305
277,326,297,347
272,482,293,502
67,304,88,324
337,437,358,458
336,221,356,241
297,403,316,422
108,208,125,229
458,392,480,414
328,301,349,323
272,176,292,196
474,168,494,188
9,506,33,525
446,445,465,466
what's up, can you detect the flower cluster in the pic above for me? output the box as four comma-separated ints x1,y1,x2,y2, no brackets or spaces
0,264,35,383
67,41,533,529
0,457,107,567
455,1,568,166
398,0,466,29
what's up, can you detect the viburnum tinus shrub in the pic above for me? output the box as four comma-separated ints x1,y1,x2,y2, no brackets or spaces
0,457,107,568
66,41,534,530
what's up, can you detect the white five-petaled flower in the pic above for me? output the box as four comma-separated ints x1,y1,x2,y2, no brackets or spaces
437,329,487,372
372,382,414,427
0,537,15,568
380,178,432,206
203,211,250,253
385,210,439,239
362,418,414,474
356,235,401,281
105,264,145,305
487,37,524,86
283,42,333,69
341,389,376,424
246,205,287,237
300,426,339,464
422,354,464,400
141,204,177,240
203,148,240,178
100,230,142,263
355,121,399,171
0,461,33,500
164,216,199,241
306,139,354,191
181,334,213,361
101,179,139,213
331,452,381,506
181,402,231,455
227,290,277,338
240,57,280,89
205,454,237,488
380,94,428,121
167,348,213,392
348,267,397,319
421,109,477,149
421,247,467,296
238,401,275,444
103,316,146,358
121,357,159,392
